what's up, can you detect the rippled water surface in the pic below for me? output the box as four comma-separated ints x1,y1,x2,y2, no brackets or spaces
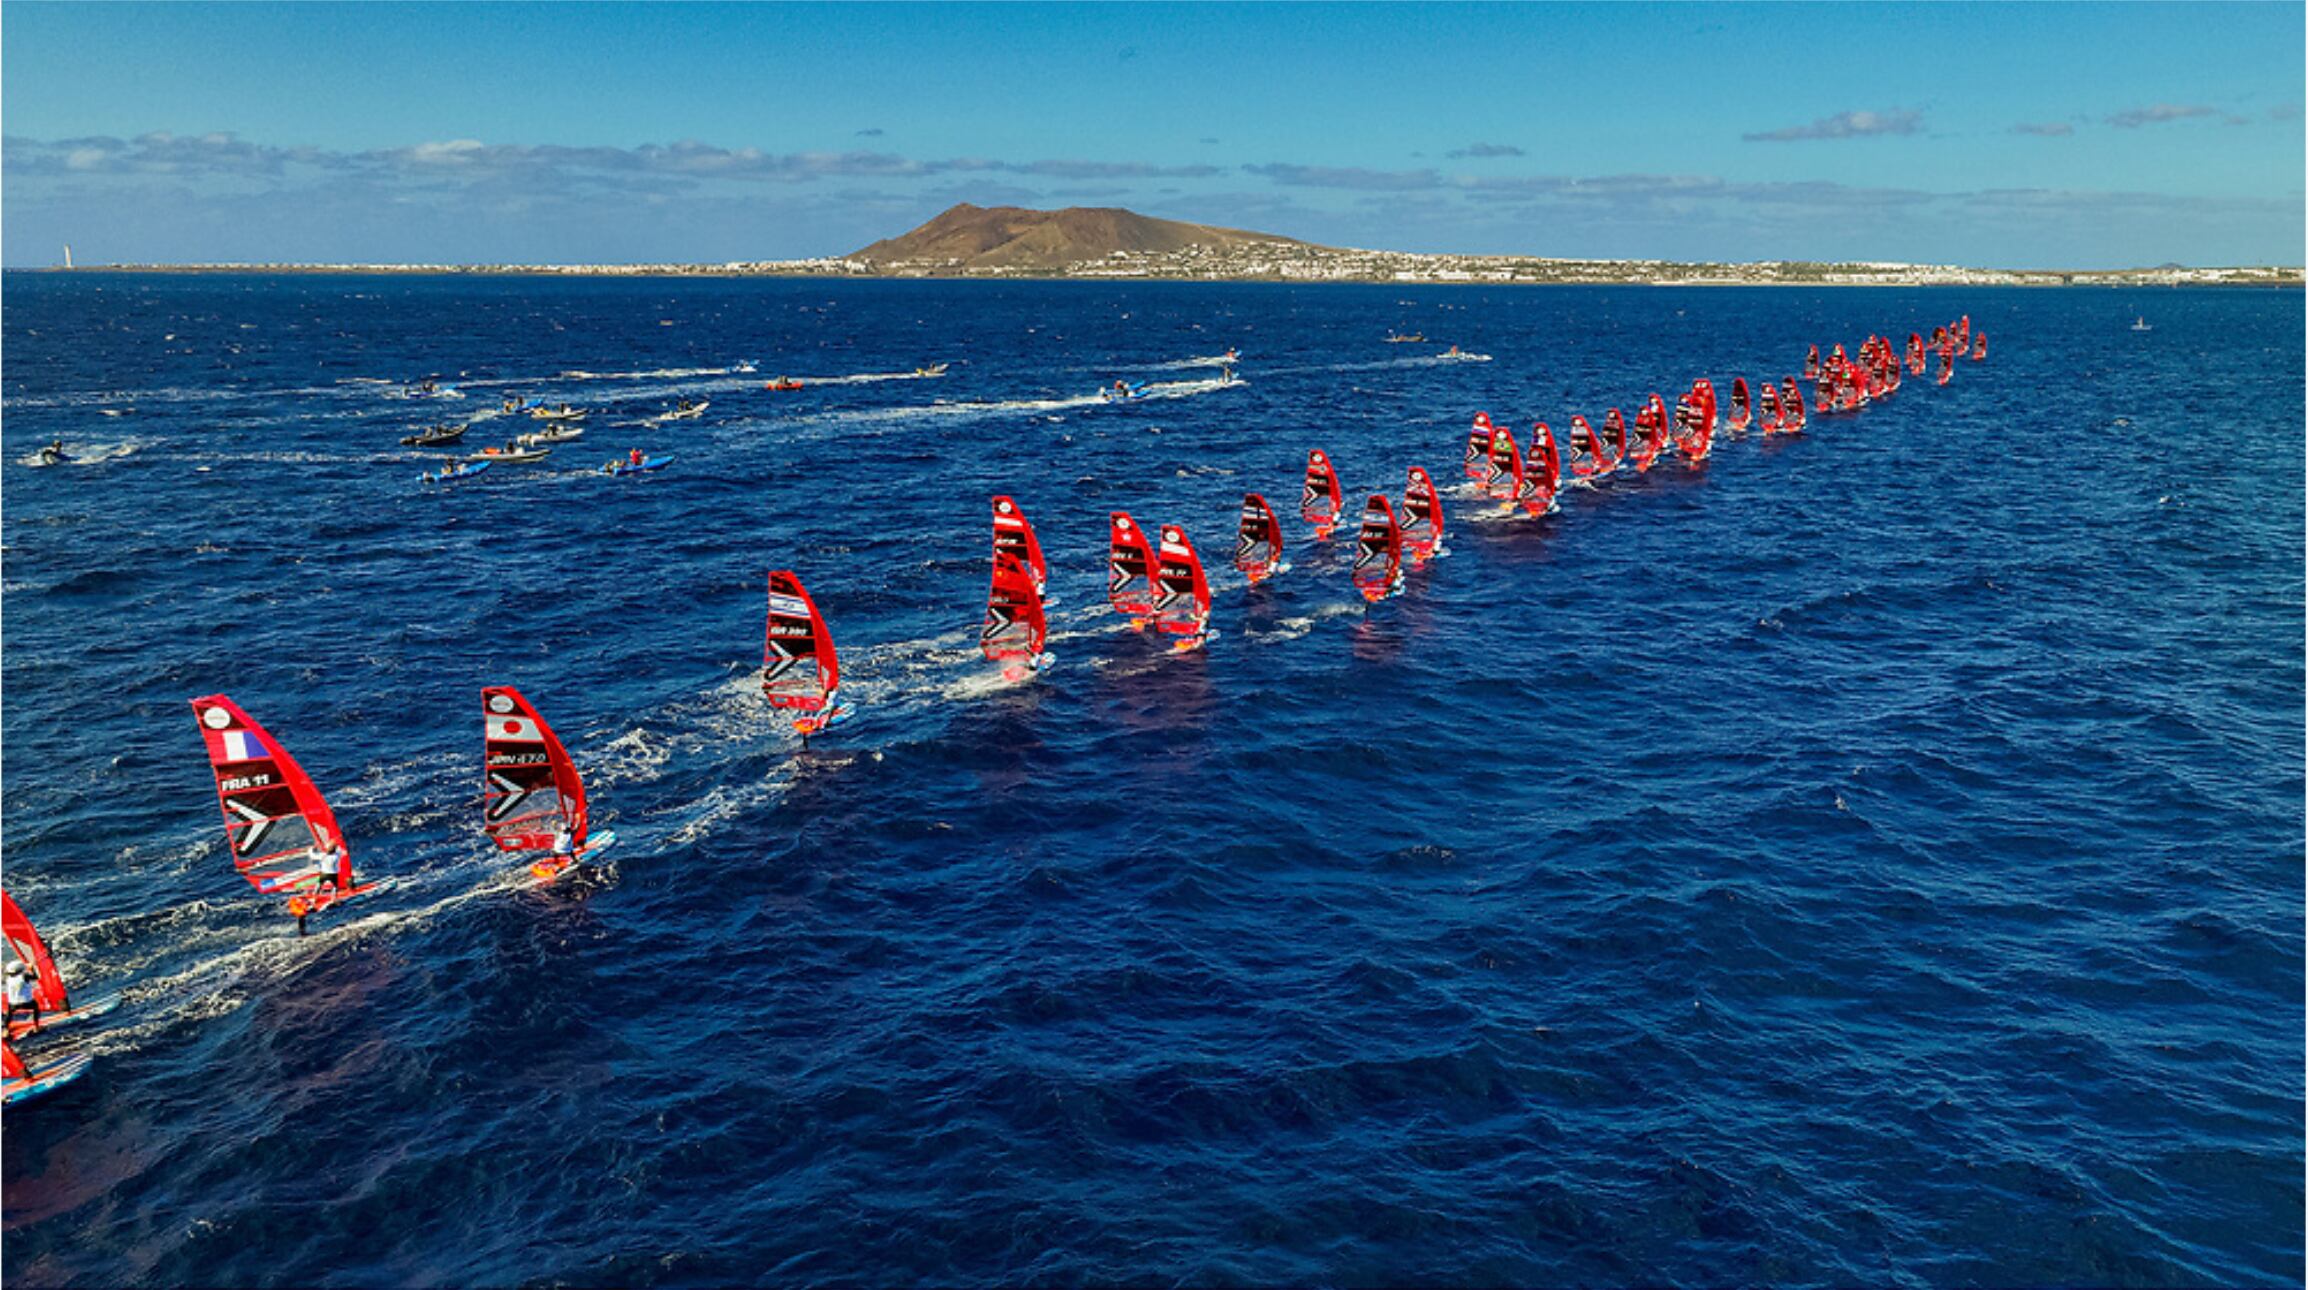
3,275,2300,1286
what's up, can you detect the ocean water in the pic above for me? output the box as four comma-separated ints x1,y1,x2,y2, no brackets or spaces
1,274,2299,1287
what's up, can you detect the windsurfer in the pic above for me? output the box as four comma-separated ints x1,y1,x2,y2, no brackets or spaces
534,826,578,880
3,963,36,1031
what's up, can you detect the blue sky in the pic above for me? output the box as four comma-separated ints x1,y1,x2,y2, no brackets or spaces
4,2,2301,267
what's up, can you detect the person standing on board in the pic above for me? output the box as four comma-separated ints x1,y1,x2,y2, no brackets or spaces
3,962,38,1031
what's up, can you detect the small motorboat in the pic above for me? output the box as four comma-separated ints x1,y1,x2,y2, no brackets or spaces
469,445,550,464
529,404,586,422
519,425,585,446
603,454,674,476
763,378,804,391
1384,333,1425,344
914,363,950,377
401,423,469,447
422,460,490,484
2131,316,2153,332
652,400,709,422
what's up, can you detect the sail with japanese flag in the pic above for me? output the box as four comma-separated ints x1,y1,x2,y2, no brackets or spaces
1301,449,1344,536
982,550,1053,676
190,695,380,918
1233,493,1291,585
1108,512,1160,618
1351,494,1404,602
1152,524,1215,649
483,686,596,862
762,570,849,735
1400,466,1445,563
1463,413,1498,480
991,495,1056,606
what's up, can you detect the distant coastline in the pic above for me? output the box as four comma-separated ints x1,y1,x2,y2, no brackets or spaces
20,203,2300,289
28,257,2299,289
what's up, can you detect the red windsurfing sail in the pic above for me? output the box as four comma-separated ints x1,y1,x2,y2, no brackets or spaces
1107,512,1160,617
1516,422,1560,515
1602,408,1628,462
762,570,844,733
1152,525,1214,647
1676,385,1715,463
483,686,589,852
1568,414,1617,479
190,696,367,912
1233,493,1289,584
991,496,1052,602
1350,494,1403,602
1,893,68,1013
1301,449,1344,536
1464,413,1498,480
1971,333,1987,361
1630,394,1667,472
1908,332,1926,374
1803,344,1822,380
1757,381,1782,432
982,550,1049,670
1936,348,1952,386
1728,378,1751,431
1772,379,1807,433
1484,423,1523,501
1401,466,1445,562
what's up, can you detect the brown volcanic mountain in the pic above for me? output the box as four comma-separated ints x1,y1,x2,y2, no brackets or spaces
852,203,1313,270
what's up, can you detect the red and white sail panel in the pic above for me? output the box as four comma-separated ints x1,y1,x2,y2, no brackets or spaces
1463,413,1498,480
1517,422,1560,515
0,892,67,1012
1107,512,1159,616
763,570,843,727
1233,493,1288,584
1484,424,1523,501
190,695,354,898
1401,466,1444,562
483,686,588,852
1301,449,1344,534
1351,494,1404,601
991,495,1051,599
1153,525,1213,644
982,550,1049,665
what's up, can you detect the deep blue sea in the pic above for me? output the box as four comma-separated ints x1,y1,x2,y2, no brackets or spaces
2,274,2300,1287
